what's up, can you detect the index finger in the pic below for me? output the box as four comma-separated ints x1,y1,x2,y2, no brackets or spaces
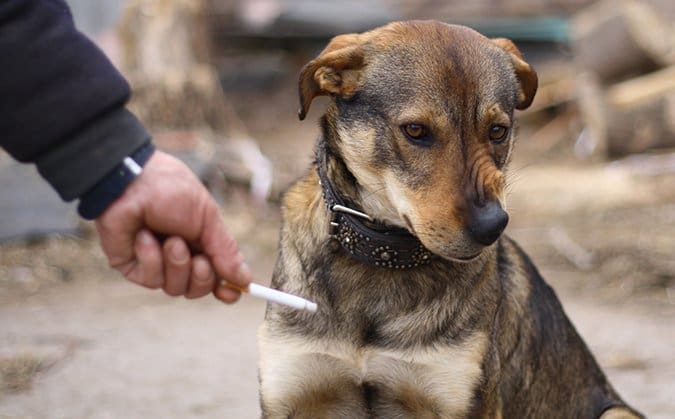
95,196,144,269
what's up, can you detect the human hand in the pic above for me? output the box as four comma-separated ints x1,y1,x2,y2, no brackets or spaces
94,150,251,303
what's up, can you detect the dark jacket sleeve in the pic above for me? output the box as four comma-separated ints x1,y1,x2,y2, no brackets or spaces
0,0,150,201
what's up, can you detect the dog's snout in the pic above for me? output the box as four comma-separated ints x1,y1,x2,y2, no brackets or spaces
468,201,509,246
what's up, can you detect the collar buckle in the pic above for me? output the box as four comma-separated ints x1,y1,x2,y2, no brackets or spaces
330,204,374,222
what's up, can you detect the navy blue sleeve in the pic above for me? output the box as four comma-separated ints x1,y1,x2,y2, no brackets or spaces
0,0,151,201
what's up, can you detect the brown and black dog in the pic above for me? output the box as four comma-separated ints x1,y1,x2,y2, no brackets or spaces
258,21,642,419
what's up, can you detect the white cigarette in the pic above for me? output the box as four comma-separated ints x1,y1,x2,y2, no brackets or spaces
222,281,318,313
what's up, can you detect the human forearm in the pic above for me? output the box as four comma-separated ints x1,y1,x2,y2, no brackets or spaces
0,0,141,201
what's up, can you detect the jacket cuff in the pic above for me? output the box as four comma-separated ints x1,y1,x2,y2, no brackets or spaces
77,142,155,220
35,108,151,201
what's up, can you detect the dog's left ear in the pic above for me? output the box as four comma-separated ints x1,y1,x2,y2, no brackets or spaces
298,33,367,120
492,38,538,110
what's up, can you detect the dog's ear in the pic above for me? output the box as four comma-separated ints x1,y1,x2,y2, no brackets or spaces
298,33,367,120
492,38,538,110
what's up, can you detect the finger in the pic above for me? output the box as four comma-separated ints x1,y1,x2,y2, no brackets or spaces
162,237,191,296
200,204,252,288
128,229,163,289
214,281,242,304
185,255,215,299
95,195,144,269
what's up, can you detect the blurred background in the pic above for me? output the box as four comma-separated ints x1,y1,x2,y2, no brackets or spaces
1,0,674,417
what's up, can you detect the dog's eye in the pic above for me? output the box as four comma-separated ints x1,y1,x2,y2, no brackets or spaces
401,124,430,145
489,125,509,144
403,124,426,139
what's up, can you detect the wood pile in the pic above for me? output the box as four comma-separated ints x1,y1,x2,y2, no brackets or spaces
571,0,675,157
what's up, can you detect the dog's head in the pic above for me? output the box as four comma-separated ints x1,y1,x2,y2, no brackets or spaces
299,21,537,262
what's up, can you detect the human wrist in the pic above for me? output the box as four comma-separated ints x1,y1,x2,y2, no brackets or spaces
77,142,155,220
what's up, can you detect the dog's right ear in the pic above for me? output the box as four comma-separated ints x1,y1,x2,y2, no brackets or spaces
491,38,538,110
298,33,367,120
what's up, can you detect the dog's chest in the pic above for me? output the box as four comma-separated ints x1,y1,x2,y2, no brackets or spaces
258,324,488,418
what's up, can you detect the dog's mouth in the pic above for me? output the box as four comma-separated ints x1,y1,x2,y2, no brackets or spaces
446,251,483,263
417,235,486,264
402,214,486,263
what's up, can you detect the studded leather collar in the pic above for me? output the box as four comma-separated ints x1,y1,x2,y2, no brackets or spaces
317,147,435,269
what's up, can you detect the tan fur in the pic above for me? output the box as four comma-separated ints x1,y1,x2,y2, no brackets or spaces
259,324,488,419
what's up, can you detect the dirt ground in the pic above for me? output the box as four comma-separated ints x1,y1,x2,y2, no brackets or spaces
2,81,675,418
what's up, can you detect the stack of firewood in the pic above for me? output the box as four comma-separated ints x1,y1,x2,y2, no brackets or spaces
571,0,675,157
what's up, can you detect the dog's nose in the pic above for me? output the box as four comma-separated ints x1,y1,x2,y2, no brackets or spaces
468,201,509,246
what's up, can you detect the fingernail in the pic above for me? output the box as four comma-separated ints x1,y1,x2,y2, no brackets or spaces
236,262,252,283
139,230,154,246
194,258,212,282
170,241,189,264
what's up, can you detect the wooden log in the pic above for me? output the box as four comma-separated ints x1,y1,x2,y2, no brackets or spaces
119,0,213,77
571,0,675,84
626,0,675,66
606,66,675,108
123,66,232,131
575,72,608,157
576,66,675,157
606,93,675,156
605,66,675,155
525,76,577,114
118,0,231,131
527,109,580,155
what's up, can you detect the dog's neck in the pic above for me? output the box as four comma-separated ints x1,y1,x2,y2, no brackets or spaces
315,125,435,269
317,113,402,225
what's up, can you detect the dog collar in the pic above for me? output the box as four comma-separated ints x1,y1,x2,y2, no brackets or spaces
317,150,435,269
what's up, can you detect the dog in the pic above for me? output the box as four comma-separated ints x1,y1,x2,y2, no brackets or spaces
258,20,643,419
